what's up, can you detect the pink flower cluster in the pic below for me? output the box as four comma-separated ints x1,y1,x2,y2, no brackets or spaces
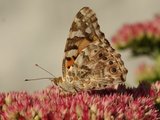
0,82,160,120
112,16,160,48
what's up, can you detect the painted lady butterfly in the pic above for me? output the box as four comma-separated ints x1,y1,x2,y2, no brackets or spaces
52,7,128,92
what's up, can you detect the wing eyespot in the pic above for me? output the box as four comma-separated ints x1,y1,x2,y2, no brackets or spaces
110,67,117,74
109,60,113,65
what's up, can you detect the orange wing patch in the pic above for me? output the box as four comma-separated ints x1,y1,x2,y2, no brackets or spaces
65,38,92,69
65,58,75,69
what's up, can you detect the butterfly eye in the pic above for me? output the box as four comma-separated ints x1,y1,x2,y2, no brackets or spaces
110,67,117,74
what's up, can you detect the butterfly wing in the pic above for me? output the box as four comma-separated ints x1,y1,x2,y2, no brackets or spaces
63,7,110,78
72,43,128,90
59,7,128,91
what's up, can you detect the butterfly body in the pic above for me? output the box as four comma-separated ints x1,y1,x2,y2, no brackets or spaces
52,7,128,92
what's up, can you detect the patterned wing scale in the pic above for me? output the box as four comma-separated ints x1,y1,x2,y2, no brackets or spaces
53,7,128,92
63,7,109,78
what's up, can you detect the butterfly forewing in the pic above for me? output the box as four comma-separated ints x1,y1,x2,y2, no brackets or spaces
63,7,105,77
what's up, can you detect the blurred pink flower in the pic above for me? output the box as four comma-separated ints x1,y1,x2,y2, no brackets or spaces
112,16,160,49
131,23,144,38
112,24,133,47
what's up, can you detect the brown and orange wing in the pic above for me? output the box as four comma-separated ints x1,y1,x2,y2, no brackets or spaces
62,7,109,78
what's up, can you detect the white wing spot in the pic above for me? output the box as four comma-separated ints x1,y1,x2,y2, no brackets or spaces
66,49,78,57
85,27,91,34
69,30,85,39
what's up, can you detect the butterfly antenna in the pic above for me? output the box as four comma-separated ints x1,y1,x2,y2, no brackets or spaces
25,77,53,81
35,64,56,77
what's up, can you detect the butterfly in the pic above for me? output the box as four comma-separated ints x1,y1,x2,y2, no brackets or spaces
52,7,128,92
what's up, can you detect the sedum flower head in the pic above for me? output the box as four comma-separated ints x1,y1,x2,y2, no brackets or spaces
111,16,160,58
0,82,159,120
